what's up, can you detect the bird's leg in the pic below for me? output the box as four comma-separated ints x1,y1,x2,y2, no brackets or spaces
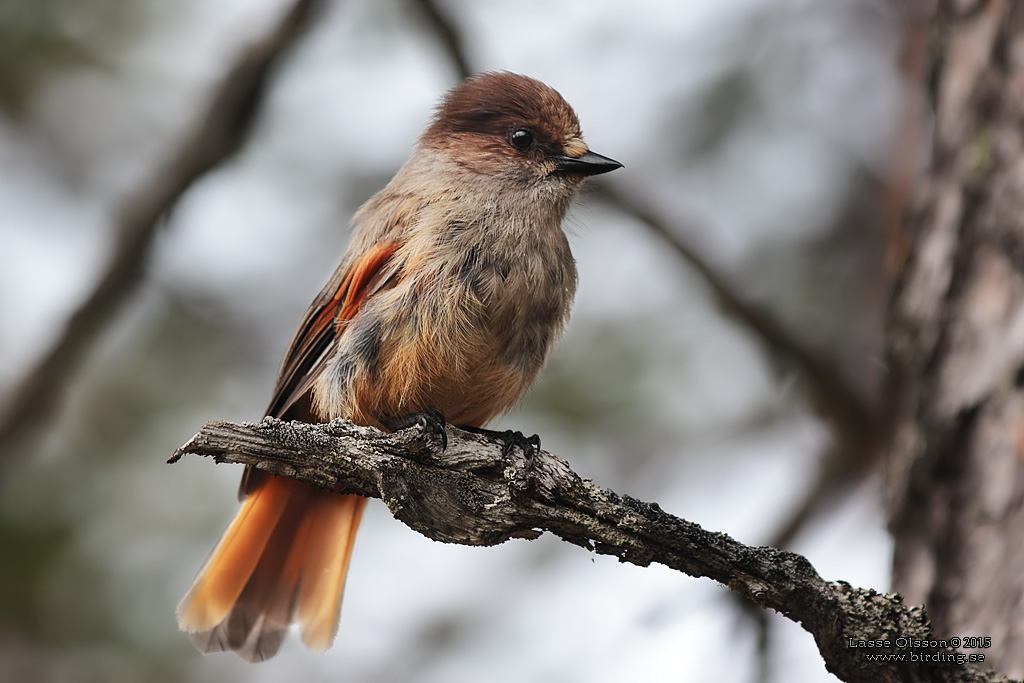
457,426,541,465
380,407,448,450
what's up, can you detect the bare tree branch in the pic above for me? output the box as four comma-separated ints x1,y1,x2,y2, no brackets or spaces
171,418,1010,683
0,0,324,466
410,0,471,80
594,184,879,450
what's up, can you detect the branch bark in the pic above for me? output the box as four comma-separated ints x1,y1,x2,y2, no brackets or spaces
172,418,1011,683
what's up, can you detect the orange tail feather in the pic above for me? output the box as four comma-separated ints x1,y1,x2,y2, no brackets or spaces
298,493,366,650
177,476,365,662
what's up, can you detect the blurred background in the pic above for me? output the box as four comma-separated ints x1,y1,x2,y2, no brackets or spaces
0,0,905,681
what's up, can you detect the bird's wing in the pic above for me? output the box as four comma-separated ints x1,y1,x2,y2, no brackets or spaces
264,241,402,420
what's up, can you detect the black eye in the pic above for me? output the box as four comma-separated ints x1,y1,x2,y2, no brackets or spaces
509,128,534,150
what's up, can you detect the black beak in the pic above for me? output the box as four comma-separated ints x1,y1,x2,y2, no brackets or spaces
552,150,623,176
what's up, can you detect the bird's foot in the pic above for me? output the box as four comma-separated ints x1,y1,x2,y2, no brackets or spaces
381,407,448,450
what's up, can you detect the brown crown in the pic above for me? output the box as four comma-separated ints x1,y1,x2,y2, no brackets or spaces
421,72,582,158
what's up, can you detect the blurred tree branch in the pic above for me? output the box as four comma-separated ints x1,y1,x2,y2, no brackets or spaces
171,417,1009,683
410,0,471,80
0,0,324,466
594,184,878,451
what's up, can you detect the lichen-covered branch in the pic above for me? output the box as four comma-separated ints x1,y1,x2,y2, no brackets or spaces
171,417,1011,683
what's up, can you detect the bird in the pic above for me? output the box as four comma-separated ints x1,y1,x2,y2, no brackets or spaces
176,71,621,662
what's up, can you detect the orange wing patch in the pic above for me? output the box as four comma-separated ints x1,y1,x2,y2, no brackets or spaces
331,241,401,327
264,241,402,422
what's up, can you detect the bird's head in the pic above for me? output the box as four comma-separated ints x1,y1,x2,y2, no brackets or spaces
420,72,621,192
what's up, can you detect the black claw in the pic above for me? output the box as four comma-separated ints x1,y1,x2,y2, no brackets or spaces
381,408,448,450
459,426,540,464
524,433,541,465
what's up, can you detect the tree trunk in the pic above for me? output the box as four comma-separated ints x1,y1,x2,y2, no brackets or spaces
887,0,1024,674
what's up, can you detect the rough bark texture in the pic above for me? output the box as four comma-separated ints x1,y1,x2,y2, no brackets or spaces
887,0,1024,676
172,418,1014,683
